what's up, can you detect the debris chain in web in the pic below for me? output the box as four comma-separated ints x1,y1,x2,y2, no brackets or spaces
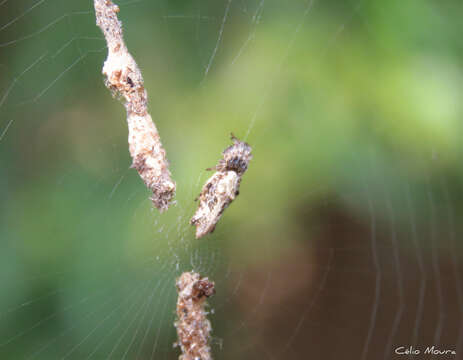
191,134,252,238
94,0,176,211
174,271,216,360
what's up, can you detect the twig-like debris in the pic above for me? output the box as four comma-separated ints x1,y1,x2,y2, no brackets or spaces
191,134,252,238
174,271,215,360
94,0,175,211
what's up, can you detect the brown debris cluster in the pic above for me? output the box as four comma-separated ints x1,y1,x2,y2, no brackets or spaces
94,0,175,211
174,271,215,360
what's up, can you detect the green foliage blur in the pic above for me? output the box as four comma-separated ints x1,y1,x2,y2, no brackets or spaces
0,0,462,359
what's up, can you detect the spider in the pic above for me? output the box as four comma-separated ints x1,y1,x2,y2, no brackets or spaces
191,133,253,238
207,133,252,175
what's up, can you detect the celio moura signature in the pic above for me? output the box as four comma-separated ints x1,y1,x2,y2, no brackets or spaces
395,346,456,356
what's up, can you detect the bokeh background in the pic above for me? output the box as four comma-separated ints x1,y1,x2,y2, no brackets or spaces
1,0,462,359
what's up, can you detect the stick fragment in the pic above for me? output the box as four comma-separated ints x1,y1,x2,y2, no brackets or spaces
94,0,175,211
174,271,215,360
191,134,252,238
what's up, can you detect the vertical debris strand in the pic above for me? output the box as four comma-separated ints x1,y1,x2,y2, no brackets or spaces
94,0,175,211
175,271,215,360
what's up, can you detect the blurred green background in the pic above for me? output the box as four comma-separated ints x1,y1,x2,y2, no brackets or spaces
1,0,462,359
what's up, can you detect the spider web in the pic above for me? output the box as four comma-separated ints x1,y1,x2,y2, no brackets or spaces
1,0,462,359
